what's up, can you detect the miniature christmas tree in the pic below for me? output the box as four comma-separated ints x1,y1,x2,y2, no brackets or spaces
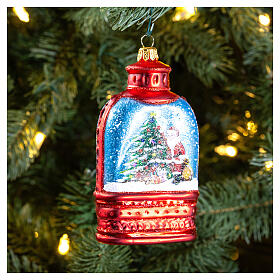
121,112,173,184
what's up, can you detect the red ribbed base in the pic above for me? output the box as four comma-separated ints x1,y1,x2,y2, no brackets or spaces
96,229,196,245
94,190,199,245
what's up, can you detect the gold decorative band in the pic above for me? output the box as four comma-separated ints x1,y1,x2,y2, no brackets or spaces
137,47,159,61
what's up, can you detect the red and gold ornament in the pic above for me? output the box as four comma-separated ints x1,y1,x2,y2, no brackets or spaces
94,37,199,245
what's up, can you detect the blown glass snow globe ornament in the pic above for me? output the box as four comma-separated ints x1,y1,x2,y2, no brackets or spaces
94,36,199,245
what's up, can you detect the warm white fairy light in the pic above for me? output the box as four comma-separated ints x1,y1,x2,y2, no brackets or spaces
13,7,29,23
245,110,251,119
231,248,239,261
214,145,225,155
244,91,256,98
214,145,238,157
264,160,273,171
34,131,46,148
58,234,70,255
173,7,197,22
236,126,246,135
227,132,240,142
26,130,46,159
225,146,238,157
258,14,270,27
106,90,113,100
247,121,258,135
266,65,272,75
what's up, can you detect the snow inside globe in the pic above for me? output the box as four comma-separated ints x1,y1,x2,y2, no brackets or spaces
103,97,199,193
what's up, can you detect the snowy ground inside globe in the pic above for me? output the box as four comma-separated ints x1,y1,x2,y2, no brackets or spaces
103,178,198,192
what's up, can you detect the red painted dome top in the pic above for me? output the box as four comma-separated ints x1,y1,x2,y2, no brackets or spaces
126,47,171,90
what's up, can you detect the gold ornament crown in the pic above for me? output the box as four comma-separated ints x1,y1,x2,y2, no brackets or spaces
137,47,159,61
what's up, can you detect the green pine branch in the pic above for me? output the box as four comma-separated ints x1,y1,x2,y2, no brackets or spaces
8,74,15,93
68,226,133,273
64,8,109,36
91,35,137,106
8,201,61,271
8,63,78,180
198,8,270,52
92,67,127,108
197,175,272,244
136,238,238,272
249,78,272,130
249,133,273,184
101,7,172,31
244,32,272,70
57,169,96,231
156,14,235,87
8,105,42,181
8,249,46,273
229,8,270,51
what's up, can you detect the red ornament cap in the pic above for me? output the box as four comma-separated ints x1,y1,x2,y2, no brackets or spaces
126,47,171,91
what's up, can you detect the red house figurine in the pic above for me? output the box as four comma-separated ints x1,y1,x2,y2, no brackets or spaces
94,46,199,245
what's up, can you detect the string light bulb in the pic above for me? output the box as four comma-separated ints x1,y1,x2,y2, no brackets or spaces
245,110,251,119
259,13,270,27
106,90,113,100
227,132,240,142
214,145,238,157
247,121,258,135
265,160,273,171
214,145,225,155
13,7,30,23
34,131,46,148
173,7,197,21
225,146,238,157
231,248,239,261
259,147,266,154
58,234,70,255
234,225,240,231
244,91,256,98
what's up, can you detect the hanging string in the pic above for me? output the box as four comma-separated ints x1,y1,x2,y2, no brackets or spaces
146,7,154,36
141,8,155,47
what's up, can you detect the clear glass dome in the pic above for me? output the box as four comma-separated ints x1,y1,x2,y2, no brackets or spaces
103,97,199,193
